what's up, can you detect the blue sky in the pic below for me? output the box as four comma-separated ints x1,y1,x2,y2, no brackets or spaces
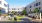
6,0,35,8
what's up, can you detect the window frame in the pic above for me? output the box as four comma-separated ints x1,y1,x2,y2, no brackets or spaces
38,2,41,5
4,4,7,7
29,6,32,8
36,3,38,6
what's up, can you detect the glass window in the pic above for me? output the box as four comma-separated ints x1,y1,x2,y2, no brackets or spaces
30,6,32,8
4,4,7,7
36,3,38,6
39,2,40,5
1,8,5,13
0,1,1,4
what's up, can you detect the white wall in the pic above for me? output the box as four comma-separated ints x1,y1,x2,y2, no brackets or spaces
26,0,42,14
9,8,24,12
0,0,8,13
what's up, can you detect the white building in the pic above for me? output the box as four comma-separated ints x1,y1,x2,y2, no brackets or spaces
9,8,25,13
0,0,8,13
26,0,42,14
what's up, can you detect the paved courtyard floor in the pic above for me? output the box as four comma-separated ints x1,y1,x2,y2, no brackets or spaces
0,15,42,22
27,16,42,22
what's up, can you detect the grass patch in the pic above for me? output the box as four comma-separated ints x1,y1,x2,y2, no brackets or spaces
8,16,25,22
16,15,25,20
8,15,25,22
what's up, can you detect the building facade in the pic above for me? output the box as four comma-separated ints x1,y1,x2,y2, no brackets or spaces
26,0,42,14
0,0,8,13
9,8,25,12
9,8,25,14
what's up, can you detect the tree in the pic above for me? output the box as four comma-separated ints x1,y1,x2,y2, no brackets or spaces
34,8,39,18
22,9,27,15
14,12,17,15
11,11,17,15
34,8,39,13
11,11,15,14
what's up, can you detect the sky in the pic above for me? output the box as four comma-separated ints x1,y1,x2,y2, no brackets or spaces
6,0,35,8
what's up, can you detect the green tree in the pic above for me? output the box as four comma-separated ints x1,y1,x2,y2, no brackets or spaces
34,8,39,18
11,11,17,15
11,11,15,14
14,12,17,15
22,9,27,15
34,8,39,13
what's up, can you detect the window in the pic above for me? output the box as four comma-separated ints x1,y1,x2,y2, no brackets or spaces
35,2,41,6
38,2,41,5
0,1,1,4
1,8,5,13
4,4,7,7
30,6,32,8
36,3,38,6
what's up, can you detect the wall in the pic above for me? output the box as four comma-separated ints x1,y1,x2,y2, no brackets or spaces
26,0,42,14
28,13,40,17
0,0,8,13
